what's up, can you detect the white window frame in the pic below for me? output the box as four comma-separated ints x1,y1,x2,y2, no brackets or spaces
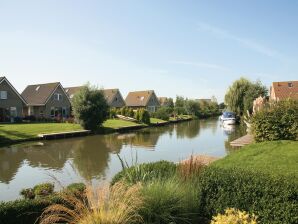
54,93,63,101
0,91,7,100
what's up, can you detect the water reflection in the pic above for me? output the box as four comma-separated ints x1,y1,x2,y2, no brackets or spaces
0,119,245,201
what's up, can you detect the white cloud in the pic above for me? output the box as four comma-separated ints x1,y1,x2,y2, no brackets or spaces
197,22,280,58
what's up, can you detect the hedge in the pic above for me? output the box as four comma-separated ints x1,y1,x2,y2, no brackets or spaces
0,196,61,224
252,100,298,142
198,166,298,224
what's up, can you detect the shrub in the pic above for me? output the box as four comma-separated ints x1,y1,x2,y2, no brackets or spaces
109,108,117,119
33,183,54,198
0,196,61,224
66,183,86,194
72,84,109,131
140,178,200,224
198,166,298,224
252,100,298,142
111,160,177,185
20,188,35,200
152,107,170,121
138,108,150,124
211,208,258,224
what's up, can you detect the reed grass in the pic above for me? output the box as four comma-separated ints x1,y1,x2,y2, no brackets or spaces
39,182,143,224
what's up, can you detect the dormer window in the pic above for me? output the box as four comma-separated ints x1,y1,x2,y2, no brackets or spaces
54,93,63,101
36,86,40,91
0,91,7,100
288,82,293,88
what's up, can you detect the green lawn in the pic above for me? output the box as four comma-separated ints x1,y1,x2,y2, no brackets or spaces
213,140,298,179
150,118,168,124
0,123,83,141
103,119,143,129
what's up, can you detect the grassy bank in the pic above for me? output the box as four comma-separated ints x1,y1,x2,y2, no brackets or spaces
0,123,83,141
0,116,193,146
213,140,298,179
103,119,144,129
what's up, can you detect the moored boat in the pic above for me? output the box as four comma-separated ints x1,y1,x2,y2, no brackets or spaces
220,112,236,125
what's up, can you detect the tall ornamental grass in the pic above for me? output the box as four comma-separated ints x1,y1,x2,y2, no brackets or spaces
39,182,143,224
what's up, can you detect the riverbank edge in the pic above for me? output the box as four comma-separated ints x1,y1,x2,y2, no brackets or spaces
0,117,194,147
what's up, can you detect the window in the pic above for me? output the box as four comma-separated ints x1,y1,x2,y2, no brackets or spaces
10,107,17,117
288,82,293,88
0,91,7,100
40,110,44,117
54,93,63,101
114,97,118,102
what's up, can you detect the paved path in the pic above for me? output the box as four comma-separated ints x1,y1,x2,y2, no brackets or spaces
230,134,254,147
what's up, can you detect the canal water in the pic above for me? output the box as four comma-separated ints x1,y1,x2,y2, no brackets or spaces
0,119,245,201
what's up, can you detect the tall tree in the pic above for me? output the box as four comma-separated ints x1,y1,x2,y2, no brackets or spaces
224,78,267,115
72,84,109,131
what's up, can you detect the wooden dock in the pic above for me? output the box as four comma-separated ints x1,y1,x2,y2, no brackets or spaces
38,130,91,140
230,134,254,147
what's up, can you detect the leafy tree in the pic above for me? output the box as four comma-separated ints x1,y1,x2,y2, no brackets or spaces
175,96,185,108
244,80,268,113
224,78,267,115
185,100,200,116
72,84,109,131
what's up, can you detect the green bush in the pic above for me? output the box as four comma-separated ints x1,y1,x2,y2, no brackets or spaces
134,108,151,124
152,107,170,121
0,196,61,224
111,160,177,185
33,183,54,197
66,183,86,193
252,100,298,142
198,166,298,224
72,85,109,131
140,178,200,224
20,188,35,200
109,108,117,119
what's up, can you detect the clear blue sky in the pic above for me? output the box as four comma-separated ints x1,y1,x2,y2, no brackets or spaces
1,0,297,102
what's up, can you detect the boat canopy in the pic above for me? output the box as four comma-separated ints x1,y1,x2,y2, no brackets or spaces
222,112,236,118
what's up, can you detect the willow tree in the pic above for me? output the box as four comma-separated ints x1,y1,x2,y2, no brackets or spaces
224,78,267,115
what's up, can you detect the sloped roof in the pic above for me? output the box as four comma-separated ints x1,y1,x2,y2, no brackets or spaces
158,97,168,106
272,81,298,100
0,76,27,104
64,87,121,103
64,86,84,98
102,89,120,104
22,82,60,105
125,90,157,107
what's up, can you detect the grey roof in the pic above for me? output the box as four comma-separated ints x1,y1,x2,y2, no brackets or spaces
22,82,60,105
0,77,4,82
